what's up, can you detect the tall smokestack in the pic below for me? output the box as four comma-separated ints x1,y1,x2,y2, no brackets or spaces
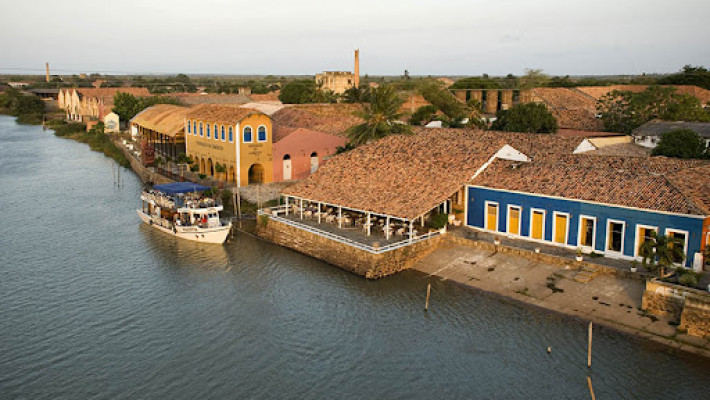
354,49,360,88
45,62,50,82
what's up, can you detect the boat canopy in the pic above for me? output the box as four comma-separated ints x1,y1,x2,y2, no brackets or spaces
153,182,210,194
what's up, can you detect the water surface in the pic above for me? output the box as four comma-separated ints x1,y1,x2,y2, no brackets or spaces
0,116,707,399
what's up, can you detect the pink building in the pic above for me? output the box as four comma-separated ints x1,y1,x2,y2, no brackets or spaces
272,127,346,182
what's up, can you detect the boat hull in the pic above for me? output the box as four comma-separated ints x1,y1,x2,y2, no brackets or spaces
137,210,231,244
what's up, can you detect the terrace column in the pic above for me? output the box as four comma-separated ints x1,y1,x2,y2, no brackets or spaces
300,199,303,220
386,216,391,240
367,213,371,236
285,197,289,215
338,207,342,229
409,220,414,243
420,214,424,227
318,203,322,224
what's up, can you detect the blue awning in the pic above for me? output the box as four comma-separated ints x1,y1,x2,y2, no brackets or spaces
153,182,210,194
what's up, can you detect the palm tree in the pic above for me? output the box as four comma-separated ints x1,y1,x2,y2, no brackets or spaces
346,85,412,146
639,231,685,277
214,163,227,188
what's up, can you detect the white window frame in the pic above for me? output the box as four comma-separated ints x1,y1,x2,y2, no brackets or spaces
551,211,570,246
243,125,253,143
577,215,597,251
634,224,658,258
484,201,499,232
220,125,226,142
606,219,626,255
187,119,191,135
228,126,234,143
529,208,546,241
257,125,268,143
665,228,689,267
506,205,522,236
214,124,219,141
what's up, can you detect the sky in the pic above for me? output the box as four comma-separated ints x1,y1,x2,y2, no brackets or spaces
1,0,709,77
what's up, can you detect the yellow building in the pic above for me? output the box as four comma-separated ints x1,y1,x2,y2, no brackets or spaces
185,105,273,187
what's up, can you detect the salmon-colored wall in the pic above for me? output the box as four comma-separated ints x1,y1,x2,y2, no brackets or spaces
272,128,346,182
702,217,710,251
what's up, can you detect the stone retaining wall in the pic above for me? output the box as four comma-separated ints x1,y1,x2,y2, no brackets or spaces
643,280,710,338
256,217,443,279
114,139,173,185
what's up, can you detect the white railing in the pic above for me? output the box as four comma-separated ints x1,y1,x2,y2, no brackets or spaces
258,206,443,254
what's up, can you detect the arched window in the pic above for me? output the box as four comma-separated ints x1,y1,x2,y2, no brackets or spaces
214,124,219,141
193,121,197,136
187,120,191,134
228,126,233,142
206,123,211,138
221,126,226,141
199,122,203,137
257,126,267,142
243,126,253,143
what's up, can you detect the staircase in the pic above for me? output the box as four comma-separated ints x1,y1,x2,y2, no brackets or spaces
574,264,601,283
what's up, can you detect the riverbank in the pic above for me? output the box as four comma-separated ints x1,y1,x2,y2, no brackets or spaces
413,243,710,358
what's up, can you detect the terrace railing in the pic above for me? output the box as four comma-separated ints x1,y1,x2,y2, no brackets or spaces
258,206,443,254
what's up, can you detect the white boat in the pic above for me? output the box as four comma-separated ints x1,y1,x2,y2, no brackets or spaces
137,182,232,244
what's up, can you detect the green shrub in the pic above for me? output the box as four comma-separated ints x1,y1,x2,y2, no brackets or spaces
258,214,270,227
430,213,448,229
677,271,700,288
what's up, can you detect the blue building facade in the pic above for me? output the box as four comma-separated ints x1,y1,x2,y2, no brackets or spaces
466,185,705,267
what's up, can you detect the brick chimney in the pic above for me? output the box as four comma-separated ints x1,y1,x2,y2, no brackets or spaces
354,49,360,88
45,62,50,82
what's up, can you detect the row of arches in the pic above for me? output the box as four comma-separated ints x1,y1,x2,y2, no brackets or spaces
191,156,265,185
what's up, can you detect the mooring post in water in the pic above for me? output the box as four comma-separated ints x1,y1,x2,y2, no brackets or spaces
425,283,431,311
588,322,593,368
586,376,596,400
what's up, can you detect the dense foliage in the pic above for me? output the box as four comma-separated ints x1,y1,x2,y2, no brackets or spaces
597,86,710,133
658,65,710,90
651,129,708,159
112,93,181,122
409,105,438,125
490,103,557,133
278,80,337,104
346,85,411,146
0,87,46,124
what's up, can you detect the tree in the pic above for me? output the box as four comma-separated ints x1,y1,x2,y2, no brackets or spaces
491,103,557,133
420,82,466,121
112,93,180,122
409,105,438,125
518,68,549,89
659,65,710,90
342,86,369,103
214,163,227,185
278,80,317,104
651,128,708,159
346,85,412,146
597,86,710,133
639,231,685,277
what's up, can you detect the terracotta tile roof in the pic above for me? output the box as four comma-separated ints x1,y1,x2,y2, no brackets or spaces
530,88,602,131
167,93,251,105
74,87,151,98
668,164,710,215
130,104,191,137
184,104,263,125
249,92,281,102
587,143,650,158
557,129,620,138
282,128,584,219
271,104,363,136
472,155,710,216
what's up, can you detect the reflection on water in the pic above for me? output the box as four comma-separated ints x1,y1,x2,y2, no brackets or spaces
0,115,709,400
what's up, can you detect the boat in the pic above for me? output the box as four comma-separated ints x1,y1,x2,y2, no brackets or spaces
137,182,232,244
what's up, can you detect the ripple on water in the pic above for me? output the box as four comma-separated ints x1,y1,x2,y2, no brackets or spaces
1,116,709,400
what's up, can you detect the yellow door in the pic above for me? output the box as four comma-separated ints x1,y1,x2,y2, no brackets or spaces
531,211,544,240
508,207,520,235
637,227,653,255
486,204,498,231
554,214,568,244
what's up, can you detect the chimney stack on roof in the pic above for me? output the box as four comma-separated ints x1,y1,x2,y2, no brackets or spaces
354,49,360,88
45,62,50,83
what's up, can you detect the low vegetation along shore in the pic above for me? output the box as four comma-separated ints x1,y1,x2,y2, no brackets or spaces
48,120,130,168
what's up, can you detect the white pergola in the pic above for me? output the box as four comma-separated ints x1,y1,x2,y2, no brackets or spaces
282,195,435,242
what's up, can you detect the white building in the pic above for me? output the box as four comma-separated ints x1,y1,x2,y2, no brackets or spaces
632,121,710,149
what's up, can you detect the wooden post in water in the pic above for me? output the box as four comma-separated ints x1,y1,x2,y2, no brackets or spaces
586,376,596,400
425,283,431,311
587,322,593,368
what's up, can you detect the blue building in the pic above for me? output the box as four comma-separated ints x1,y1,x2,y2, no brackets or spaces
466,156,710,268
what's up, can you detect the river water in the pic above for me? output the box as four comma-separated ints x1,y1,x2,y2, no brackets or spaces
0,115,708,399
